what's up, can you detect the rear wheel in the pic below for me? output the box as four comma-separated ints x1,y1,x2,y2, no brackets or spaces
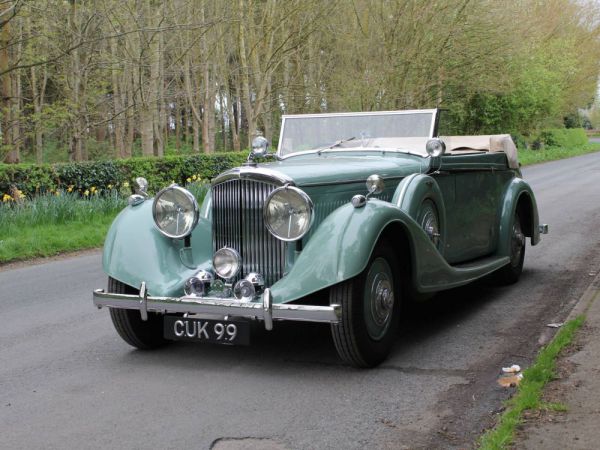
495,212,526,285
330,241,403,367
108,277,167,349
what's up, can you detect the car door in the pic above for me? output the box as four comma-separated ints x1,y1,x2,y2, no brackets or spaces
434,152,512,264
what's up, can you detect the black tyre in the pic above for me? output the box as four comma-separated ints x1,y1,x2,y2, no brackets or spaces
330,240,403,367
108,277,167,349
495,212,526,285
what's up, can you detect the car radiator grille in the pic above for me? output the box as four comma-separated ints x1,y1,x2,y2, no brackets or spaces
212,179,287,286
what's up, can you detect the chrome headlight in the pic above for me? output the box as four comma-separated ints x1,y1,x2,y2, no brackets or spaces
264,186,313,241
425,138,446,157
213,247,241,280
152,185,199,239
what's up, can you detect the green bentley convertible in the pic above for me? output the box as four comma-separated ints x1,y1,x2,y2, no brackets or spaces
93,109,547,367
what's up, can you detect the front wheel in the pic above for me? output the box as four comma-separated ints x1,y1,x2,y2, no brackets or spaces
330,241,403,367
108,277,167,349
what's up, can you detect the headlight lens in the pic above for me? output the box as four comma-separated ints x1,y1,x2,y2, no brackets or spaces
264,186,313,241
152,185,199,239
213,247,241,280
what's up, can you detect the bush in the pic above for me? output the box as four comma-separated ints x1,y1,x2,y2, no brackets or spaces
537,128,588,148
0,152,247,198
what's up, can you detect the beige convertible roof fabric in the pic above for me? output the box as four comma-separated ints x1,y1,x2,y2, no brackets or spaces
441,134,519,169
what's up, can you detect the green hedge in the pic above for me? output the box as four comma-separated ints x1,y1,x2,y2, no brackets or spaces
0,152,248,198
538,128,588,148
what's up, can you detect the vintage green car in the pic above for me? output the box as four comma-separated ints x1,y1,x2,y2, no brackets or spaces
93,109,547,367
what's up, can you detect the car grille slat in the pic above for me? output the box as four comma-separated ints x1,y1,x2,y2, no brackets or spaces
212,179,286,287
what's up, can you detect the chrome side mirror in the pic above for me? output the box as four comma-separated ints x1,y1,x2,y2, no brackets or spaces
353,174,385,208
366,174,385,196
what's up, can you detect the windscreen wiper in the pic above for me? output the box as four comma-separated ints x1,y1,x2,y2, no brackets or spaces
315,136,356,153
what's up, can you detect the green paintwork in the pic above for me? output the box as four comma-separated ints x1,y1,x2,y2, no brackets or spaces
260,152,428,187
102,148,541,302
103,200,213,297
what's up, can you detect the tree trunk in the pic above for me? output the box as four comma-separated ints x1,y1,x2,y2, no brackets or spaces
110,37,125,158
140,105,154,156
192,116,200,153
175,105,181,150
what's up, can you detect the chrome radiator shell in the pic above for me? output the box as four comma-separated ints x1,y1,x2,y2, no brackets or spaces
212,178,287,286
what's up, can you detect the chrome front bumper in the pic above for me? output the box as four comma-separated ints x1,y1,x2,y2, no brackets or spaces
93,283,341,331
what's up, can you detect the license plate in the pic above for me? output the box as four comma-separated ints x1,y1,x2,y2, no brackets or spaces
163,316,250,346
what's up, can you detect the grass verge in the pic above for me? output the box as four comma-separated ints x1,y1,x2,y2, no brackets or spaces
519,143,600,166
0,217,115,263
0,192,125,263
0,183,208,264
478,316,585,450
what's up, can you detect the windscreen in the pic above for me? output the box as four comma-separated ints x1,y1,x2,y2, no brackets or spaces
278,111,434,157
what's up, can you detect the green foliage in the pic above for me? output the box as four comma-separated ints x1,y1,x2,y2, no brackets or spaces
0,152,247,198
537,128,588,148
519,143,600,166
478,316,584,450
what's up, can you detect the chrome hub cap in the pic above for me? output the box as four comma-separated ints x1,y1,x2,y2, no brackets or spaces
364,257,395,341
510,218,525,268
420,201,441,248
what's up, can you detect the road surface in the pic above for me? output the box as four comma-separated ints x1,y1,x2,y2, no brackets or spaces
2,152,600,449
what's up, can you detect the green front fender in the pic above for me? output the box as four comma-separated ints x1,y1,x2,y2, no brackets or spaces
270,198,481,302
102,201,213,297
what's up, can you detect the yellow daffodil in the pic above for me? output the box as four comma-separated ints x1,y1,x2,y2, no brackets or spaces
67,186,74,193
55,191,60,197
186,177,192,183
107,184,113,190
192,174,197,180
84,190,89,196
90,186,97,193
122,181,129,188
2,194,12,202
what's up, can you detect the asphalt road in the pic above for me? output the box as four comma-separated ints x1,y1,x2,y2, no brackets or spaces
2,152,600,449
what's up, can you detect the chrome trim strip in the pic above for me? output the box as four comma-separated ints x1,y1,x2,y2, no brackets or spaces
212,167,294,186
279,109,437,120
394,173,418,208
300,175,405,188
93,289,341,326
277,147,428,161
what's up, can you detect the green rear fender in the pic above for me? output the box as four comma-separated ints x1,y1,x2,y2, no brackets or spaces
497,178,541,255
102,200,213,297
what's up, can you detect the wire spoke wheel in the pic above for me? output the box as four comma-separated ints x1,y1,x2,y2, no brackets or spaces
330,240,404,367
495,212,526,285
364,258,395,341
418,199,441,249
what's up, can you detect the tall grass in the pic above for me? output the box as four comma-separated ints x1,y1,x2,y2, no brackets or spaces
0,183,209,263
0,191,126,230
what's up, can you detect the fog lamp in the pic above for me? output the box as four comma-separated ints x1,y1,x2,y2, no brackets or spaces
184,270,213,296
233,279,256,301
213,247,241,280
